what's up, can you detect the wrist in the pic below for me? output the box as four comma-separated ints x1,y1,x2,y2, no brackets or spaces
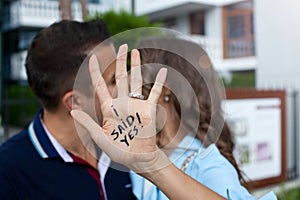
138,150,171,183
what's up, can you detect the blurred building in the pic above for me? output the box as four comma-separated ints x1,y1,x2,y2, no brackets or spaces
134,0,300,90
0,0,131,140
134,0,300,187
2,0,131,82
135,0,256,74
254,0,300,185
1,0,299,186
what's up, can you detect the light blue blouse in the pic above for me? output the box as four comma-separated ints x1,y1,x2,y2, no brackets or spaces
130,134,277,200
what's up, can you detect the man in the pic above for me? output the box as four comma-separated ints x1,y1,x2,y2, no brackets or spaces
0,20,136,200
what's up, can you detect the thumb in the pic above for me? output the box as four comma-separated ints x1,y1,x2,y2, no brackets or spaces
71,110,106,149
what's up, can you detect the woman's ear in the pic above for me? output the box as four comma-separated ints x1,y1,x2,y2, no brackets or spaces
62,91,81,112
159,87,172,105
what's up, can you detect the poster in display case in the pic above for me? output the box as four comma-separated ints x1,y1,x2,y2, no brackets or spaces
223,89,287,188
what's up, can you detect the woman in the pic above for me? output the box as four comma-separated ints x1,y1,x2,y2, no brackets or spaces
72,40,277,199
127,37,276,200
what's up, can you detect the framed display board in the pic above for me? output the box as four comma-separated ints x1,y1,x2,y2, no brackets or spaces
223,89,287,188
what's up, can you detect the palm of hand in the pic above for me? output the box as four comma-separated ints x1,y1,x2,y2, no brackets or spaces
72,44,169,173
101,98,156,153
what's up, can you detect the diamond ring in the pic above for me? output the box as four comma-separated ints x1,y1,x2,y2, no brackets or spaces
129,92,145,100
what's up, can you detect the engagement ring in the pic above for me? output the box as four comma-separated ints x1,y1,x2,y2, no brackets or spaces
129,92,145,100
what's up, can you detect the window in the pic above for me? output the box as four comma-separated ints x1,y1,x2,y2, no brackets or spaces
190,11,205,35
223,0,254,58
163,18,176,30
18,31,38,50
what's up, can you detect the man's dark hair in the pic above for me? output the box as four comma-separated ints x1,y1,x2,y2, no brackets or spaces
25,19,110,111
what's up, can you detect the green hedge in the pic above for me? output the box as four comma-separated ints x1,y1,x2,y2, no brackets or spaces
223,71,255,88
6,85,40,127
278,186,300,200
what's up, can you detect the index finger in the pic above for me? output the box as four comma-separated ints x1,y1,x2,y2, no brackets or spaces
148,68,167,104
89,54,112,105
115,44,129,97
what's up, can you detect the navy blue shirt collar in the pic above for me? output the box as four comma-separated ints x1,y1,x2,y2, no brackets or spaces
28,109,60,159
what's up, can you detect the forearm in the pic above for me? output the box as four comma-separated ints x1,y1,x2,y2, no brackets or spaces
140,163,226,200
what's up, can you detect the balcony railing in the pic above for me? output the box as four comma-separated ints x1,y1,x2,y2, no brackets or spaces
190,34,223,61
3,0,111,30
10,35,257,82
226,40,255,58
190,35,256,71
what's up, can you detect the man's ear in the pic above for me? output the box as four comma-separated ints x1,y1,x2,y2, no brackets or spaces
62,90,81,112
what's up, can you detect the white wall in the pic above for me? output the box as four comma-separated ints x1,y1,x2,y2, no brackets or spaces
113,0,132,12
205,7,222,39
175,14,190,34
255,0,300,179
135,0,245,16
153,7,223,38
255,0,300,89
136,0,192,16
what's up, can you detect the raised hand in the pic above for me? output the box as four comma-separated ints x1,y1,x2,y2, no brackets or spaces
71,44,228,200
71,44,170,173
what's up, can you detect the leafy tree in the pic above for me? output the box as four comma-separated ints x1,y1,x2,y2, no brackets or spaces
87,10,160,35
87,10,161,49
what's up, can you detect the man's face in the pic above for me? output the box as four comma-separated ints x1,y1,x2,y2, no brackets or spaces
72,43,117,151
95,44,117,96
91,44,117,124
